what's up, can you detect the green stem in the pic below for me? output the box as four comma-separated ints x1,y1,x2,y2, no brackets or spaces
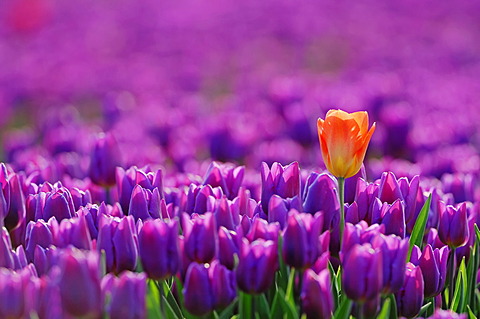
157,280,165,319
338,177,345,247
448,247,457,309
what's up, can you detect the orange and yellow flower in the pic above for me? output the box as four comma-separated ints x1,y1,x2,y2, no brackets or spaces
317,109,376,178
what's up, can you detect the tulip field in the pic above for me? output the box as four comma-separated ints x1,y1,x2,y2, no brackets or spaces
1,0,480,318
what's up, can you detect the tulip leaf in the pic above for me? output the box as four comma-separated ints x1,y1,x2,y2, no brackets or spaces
146,280,163,319
254,294,270,318
451,257,467,312
466,226,479,308
217,299,238,319
276,289,299,319
407,194,432,261
162,295,181,319
467,305,477,319
277,236,289,292
387,294,398,319
161,280,183,319
285,268,296,309
376,298,390,319
332,297,352,319
328,262,339,309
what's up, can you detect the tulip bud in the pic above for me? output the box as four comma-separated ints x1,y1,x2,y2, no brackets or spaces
42,187,74,221
25,219,54,262
0,268,32,318
183,262,215,316
138,219,179,280
102,271,147,319
438,201,469,247
395,262,424,318
283,210,323,269
261,161,301,213
89,132,122,187
342,243,383,302
217,226,240,270
209,260,236,310
56,249,102,318
301,269,334,319
182,212,216,263
236,238,278,294
303,173,339,231
411,244,449,298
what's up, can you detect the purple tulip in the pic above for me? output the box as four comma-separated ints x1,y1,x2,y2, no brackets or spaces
268,194,302,229
301,269,333,319
0,227,16,269
428,309,467,319
372,199,406,238
236,238,278,294
70,187,92,210
56,248,102,318
438,201,469,247
342,243,383,302
4,173,25,231
203,161,245,200
209,260,237,310
138,219,179,280
56,213,92,250
441,173,475,204
217,226,241,270
183,262,215,316
378,171,404,204
410,244,449,298
245,217,279,242
88,132,122,187
354,178,379,224
182,212,216,263
97,214,139,273
128,184,162,220
42,186,75,221
261,161,301,213
282,210,323,269
0,268,32,318
25,219,54,262
102,271,147,319
344,164,366,204
395,262,424,318
214,196,236,230
371,234,408,294
303,173,339,231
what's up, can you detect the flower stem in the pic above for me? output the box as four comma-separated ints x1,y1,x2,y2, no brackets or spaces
338,177,345,247
448,247,457,308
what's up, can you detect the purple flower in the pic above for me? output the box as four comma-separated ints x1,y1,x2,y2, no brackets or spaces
56,248,102,318
209,260,237,310
438,201,469,247
372,199,406,238
97,214,139,273
25,219,54,262
236,238,278,294
371,234,408,294
202,161,245,200
261,161,301,213
183,262,215,316
88,132,122,187
102,271,147,319
138,219,179,280
41,185,75,221
282,210,323,269
410,244,449,298
268,194,302,229
217,226,241,270
303,172,339,231
395,262,424,318
342,243,383,302
128,184,162,220
182,212,216,263
301,269,333,319
0,268,32,318
378,171,404,204
428,309,467,319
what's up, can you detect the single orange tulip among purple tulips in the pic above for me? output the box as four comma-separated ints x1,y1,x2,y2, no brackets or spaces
317,109,376,179
317,109,376,244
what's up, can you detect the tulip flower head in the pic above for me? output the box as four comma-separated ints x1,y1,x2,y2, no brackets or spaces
317,109,376,178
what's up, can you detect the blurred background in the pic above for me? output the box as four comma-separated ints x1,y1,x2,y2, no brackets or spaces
1,0,480,180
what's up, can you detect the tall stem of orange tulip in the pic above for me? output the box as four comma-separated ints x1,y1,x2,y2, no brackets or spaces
338,177,345,247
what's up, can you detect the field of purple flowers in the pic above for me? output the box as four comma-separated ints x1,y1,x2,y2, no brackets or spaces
1,0,480,318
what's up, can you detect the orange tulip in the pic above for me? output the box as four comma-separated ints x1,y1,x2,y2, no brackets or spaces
317,109,376,178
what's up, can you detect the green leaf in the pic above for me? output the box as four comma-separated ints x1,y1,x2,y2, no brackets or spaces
387,294,398,319
285,268,296,309
376,298,391,319
146,280,162,319
161,280,183,319
467,305,478,319
217,299,238,319
269,289,284,319
277,236,289,292
276,289,299,319
328,262,339,309
408,194,432,261
451,257,467,312
255,294,270,318
332,297,352,319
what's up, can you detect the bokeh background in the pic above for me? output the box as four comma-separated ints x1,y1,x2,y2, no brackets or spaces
1,0,480,180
